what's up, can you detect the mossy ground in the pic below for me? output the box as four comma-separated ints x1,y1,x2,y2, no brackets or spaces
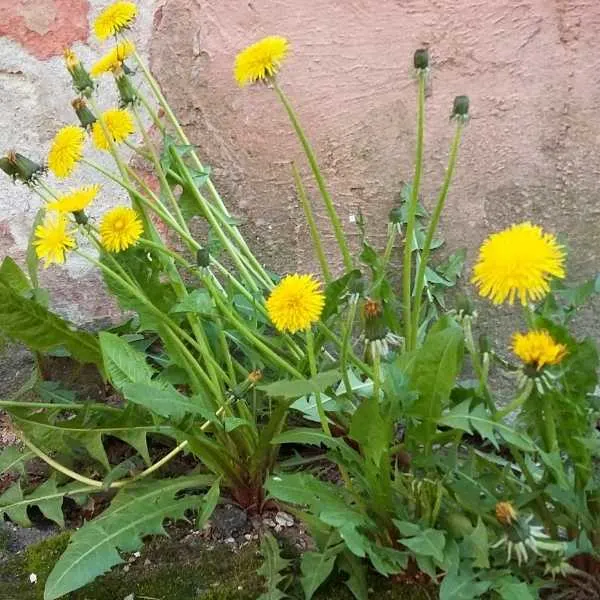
0,531,435,600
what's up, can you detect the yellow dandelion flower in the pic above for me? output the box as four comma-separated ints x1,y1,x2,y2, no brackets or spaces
90,40,135,77
472,222,566,305
512,330,567,371
94,1,137,41
266,274,324,334
91,109,135,151
495,502,518,526
63,48,79,71
48,125,85,178
46,185,100,213
100,206,143,252
34,212,76,267
234,35,289,87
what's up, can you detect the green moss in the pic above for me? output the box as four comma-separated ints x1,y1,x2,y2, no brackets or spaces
0,532,435,599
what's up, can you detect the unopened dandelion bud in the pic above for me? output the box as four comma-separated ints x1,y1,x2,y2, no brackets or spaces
196,247,211,268
452,95,470,120
72,98,96,129
495,501,518,526
64,49,94,96
73,210,88,226
248,369,263,384
388,205,403,225
478,333,491,355
115,73,137,106
413,48,429,71
0,151,44,184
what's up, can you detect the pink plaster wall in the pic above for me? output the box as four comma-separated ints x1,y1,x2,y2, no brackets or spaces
150,0,600,286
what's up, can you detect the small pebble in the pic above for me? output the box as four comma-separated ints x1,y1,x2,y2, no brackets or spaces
275,512,294,527
225,537,235,544
29,573,37,584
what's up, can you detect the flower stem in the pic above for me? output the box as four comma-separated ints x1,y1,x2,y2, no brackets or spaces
412,121,463,342
292,163,332,282
132,48,274,289
340,300,359,398
540,393,558,453
495,379,534,420
381,225,398,274
306,328,331,436
403,71,426,351
273,80,352,271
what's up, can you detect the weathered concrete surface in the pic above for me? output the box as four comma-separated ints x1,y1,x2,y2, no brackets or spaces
0,0,599,339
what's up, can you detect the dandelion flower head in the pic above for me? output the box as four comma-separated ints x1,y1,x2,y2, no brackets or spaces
34,212,76,267
266,274,324,334
47,185,100,213
48,126,85,178
512,330,567,371
90,40,135,77
94,1,137,41
91,109,135,151
472,222,565,305
234,36,289,87
100,206,143,252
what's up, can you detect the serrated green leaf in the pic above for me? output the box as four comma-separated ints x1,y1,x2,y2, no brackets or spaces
349,395,390,466
400,529,446,563
0,257,30,294
0,478,94,527
44,475,209,600
393,520,422,537
271,428,342,449
170,289,214,315
439,572,490,600
99,332,154,391
301,535,342,600
223,417,252,433
495,580,536,600
406,322,464,443
123,381,208,420
439,400,535,452
464,518,489,568
257,533,291,600
11,411,173,472
338,551,368,600
0,278,102,366
196,479,220,529
0,446,34,477
259,370,341,399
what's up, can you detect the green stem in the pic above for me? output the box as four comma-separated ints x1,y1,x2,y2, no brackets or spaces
273,80,352,271
317,322,374,379
292,163,332,282
0,400,118,413
372,348,382,400
131,104,189,231
412,121,463,342
463,318,495,413
403,72,426,351
495,379,534,420
169,148,261,292
75,249,218,397
132,49,274,289
306,328,331,436
541,393,558,453
340,300,359,398
381,225,398,274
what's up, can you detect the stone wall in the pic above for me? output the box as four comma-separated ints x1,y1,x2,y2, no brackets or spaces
1,0,599,334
